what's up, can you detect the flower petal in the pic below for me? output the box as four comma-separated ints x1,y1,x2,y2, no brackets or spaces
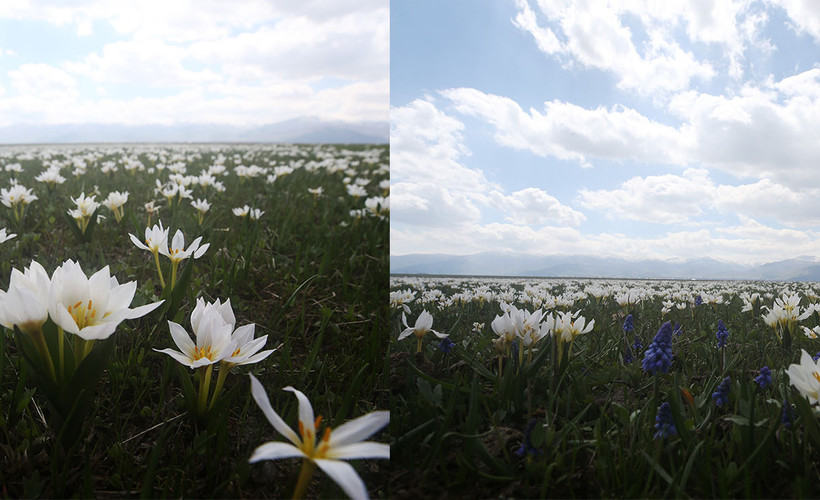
284,386,314,436
329,410,390,447
326,442,390,461
248,441,305,463
314,459,369,500
249,374,300,446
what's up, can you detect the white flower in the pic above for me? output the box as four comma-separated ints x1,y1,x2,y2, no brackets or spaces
0,227,16,244
786,349,820,406
155,304,236,368
160,229,210,264
48,260,164,340
248,374,389,500
0,261,50,335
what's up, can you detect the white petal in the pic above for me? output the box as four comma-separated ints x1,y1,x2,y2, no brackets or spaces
327,442,390,460
154,347,194,367
329,411,390,447
249,374,301,446
284,386,314,435
315,459,369,500
248,441,305,463
129,233,149,251
125,300,164,319
168,321,196,355
194,242,210,259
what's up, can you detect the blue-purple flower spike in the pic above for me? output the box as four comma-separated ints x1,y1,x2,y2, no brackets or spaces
712,377,731,407
654,401,677,440
754,366,771,389
642,322,674,375
715,319,729,348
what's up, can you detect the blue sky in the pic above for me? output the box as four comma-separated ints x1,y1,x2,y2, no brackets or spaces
391,0,820,266
0,1,387,128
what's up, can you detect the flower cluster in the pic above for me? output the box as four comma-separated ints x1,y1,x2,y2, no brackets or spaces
712,377,731,407
642,322,674,375
785,350,820,406
715,319,729,348
653,402,676,440
622,313,634,333
755,366,771,389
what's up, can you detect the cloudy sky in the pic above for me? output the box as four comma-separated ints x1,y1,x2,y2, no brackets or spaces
391,0,820,266
0,0,387,128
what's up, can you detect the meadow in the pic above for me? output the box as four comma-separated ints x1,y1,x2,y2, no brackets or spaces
391,275,820,498
0,143,390,498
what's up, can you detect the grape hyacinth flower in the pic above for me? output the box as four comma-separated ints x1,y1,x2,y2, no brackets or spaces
715,319,729,348
712,377,731,407
755,366,772,389
515,418,542,458
632,335,643,353
781,399,794,428
623,348,633,364
622,314,634,333
642,322,674,375
673,322,683,336
694,295,703,306
653,401,677,440
814,352,820,363
438,337,455,354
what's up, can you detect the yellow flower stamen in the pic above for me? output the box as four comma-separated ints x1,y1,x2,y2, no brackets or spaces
813,371,820,384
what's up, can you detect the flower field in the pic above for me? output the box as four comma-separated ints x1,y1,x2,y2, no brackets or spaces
391,275,820,498
0,143,389,498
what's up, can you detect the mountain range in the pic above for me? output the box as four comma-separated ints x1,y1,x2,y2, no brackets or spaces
0,117,388,144
390,252,820,281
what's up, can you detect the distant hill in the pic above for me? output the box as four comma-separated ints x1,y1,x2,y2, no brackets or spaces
390,252,820,281
0,117,388,144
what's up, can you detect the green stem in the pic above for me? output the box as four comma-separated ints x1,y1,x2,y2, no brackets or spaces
208,362,231,410
198,364,214,415
152,250,166,289
82,339,96,360
416,335,422,354
57,326,64,378
31,328,57,383
170,261,179,291
291,459,316,500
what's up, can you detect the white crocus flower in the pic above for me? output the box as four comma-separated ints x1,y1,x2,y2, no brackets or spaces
0,260,51,335
786,350,820,406
48,260,164,341
159,229,210,289
249,374,389,500
398,310,445,352
0,227,16,244
154,307,235,369
129,221,171,288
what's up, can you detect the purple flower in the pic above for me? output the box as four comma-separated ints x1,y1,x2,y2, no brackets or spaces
673,322,683,336
515,418,542,458
642,322,674,375
781,399,794,428
715,319,729,349
654,402,677,440
712,377,731,407
754,366,771,389
438,337,455,354
622,314,634,333
632,334,643,353
694,295,703,306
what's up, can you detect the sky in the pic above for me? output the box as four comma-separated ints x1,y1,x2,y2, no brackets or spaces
391,0,820,267
0,0,388,128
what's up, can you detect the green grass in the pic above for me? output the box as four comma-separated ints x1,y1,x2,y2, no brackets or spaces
0,143,389,498
391,276,820,498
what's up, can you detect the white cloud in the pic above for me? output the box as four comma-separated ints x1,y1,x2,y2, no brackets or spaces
492,187,585,227
771,0,820,41
513,0,715,94
578,169,711,225
441,87,689,166
8,63,78,102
